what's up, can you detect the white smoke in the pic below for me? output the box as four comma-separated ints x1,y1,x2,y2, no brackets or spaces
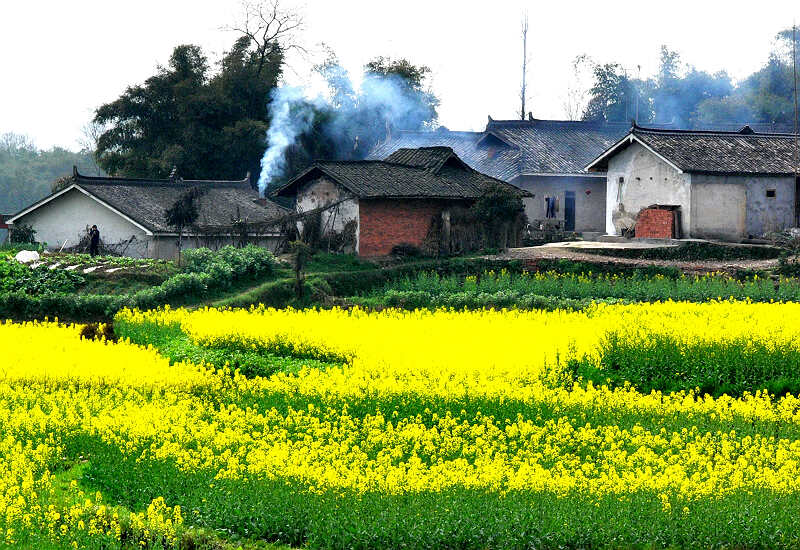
256,66,437,194
257,86,324,194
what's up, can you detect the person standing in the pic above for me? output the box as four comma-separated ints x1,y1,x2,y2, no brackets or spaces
89,225,100,256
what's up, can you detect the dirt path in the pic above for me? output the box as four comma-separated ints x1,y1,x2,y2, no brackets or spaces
495,246,781,274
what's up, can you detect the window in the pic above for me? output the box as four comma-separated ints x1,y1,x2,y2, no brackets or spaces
766,189,776,198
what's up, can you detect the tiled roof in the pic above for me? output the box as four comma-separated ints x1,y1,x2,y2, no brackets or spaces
367,129,521,180
485,119,632,176
12,170,290,233
275,147,531,200
368,119,797,180
589,126,800,175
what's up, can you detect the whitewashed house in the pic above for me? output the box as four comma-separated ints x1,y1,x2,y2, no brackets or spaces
7,167,289,259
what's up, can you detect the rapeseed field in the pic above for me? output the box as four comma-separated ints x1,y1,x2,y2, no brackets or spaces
5,301,800,548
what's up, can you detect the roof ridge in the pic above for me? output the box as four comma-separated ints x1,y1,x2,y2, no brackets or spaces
73,166,250,185
634,125,799,138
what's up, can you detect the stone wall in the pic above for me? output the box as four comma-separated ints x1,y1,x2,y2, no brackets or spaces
358,199,442,256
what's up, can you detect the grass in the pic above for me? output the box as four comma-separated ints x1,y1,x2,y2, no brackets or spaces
114,318,334,377
569,333,800,398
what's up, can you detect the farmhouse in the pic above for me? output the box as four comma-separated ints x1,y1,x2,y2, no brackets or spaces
370,117,645,235
586,125,800,240
274,146,531,256
370,117,797,238
7,167,289,259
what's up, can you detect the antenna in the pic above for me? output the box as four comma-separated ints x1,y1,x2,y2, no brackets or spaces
520,13,529,120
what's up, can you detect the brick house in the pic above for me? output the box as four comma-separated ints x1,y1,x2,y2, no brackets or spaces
586,125,800,240
273,147,531,256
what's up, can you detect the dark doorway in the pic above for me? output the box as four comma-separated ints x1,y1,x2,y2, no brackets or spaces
795,176,800,227
564,191,576,231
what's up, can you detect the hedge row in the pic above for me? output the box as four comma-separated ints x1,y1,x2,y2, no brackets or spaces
216,258,528,309
579,242,782,261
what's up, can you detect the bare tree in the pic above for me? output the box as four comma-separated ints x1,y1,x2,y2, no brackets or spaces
519,13,529,120
77,119,106,175
562,55,592,121
226,0,306,76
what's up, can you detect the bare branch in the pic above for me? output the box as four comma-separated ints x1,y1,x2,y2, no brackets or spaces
224,0,307,76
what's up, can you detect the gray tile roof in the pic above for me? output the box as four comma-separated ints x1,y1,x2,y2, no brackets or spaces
590,126,800,175
64,171,289,233
368,119,797,180
275,147,531,200
485,119,632,176
367,129,521,181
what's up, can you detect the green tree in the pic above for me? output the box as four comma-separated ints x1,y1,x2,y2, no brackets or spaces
94,37,284,180
582,63,652,123
164,186,204,264
0,133,98,215
694,28,800,125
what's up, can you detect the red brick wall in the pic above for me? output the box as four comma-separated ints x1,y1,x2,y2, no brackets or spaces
358,199,443,256
635,208,674,239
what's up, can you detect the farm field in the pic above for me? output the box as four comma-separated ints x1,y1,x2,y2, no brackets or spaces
5,295,800,548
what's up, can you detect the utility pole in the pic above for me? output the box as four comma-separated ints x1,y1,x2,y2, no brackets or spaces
635,65,641,125
794,23,799,225
520,13,529,120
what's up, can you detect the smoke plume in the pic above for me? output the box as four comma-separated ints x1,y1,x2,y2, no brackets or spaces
256,66,436,194
257,87,325,194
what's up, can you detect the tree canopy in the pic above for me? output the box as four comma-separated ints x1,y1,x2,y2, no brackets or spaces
0,133,99,215
94,37,283,180
579,29,799,127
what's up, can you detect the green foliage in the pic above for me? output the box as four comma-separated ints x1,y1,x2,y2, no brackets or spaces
8,222,37,244
114,319,331,378
94,38,282,179
0,246,277,321
571,332,800,398
0,258,85,294
183,245,276,288
366,269,800,307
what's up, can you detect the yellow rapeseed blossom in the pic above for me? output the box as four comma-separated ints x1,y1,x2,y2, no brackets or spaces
6,301,800,546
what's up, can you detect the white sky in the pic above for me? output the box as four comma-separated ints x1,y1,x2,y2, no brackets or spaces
2,0,799,150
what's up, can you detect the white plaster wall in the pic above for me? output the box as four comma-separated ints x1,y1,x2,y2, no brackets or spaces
296,177,360,252
744,176,795,237
605,142,691,236
12,188,149,256
690,176,746,240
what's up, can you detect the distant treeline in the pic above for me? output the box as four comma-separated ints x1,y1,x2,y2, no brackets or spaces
0,133,100,216
579,28,800,127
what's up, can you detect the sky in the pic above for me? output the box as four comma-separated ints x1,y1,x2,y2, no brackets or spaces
2,0,800,150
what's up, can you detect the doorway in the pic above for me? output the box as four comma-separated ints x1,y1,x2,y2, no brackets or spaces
564,191,576,231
